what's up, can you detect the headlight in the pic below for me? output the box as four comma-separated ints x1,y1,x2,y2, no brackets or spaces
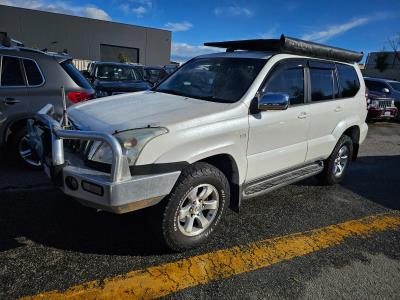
369,100,379,108
88,127,168,165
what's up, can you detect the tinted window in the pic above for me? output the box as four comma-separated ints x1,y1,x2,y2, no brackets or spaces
364,80,388,93
336,64,360,97
155,57,265,103
61,60,92,89
95,64,143,81
262,67,304,105
310,68,337,101
1,56,25,86
23,59,43,86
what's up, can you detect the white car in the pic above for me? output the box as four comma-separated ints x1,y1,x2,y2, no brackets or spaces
29,35,368,251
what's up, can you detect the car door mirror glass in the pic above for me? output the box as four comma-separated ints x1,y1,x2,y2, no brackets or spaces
258,93,289,111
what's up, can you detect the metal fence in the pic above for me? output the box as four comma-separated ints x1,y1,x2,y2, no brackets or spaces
72,59,92,71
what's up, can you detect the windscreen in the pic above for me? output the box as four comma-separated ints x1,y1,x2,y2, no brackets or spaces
95,64,143,81
155,57,266,103
388,81,400,92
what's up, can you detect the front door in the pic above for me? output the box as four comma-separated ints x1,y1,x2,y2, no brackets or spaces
246,59,310,181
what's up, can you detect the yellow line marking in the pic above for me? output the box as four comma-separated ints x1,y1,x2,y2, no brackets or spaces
23,213,400,300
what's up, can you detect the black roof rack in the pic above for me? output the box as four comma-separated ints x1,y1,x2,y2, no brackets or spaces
204,34,363,63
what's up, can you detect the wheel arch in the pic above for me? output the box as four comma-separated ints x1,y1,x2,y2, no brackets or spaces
196,153,242,213
2,115,33,146
342,125,360,161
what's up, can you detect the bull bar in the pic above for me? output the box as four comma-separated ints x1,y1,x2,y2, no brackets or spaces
30,104,180,213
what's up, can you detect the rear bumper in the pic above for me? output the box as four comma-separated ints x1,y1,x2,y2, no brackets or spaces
29,104,180,214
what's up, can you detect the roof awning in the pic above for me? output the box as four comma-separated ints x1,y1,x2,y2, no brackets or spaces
204,34,363,63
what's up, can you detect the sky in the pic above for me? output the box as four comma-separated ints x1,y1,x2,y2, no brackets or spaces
1,0,400,63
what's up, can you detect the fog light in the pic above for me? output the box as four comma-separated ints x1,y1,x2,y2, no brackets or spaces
65,176,79,190
82,180,104,196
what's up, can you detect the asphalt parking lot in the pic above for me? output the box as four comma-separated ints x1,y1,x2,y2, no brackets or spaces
0,122,399,299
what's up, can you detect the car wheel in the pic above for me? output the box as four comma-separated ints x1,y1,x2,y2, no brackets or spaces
157,162,230,252
317,135,353,185
9,126,42,169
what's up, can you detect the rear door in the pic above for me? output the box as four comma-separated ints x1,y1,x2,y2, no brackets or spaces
305,60,343,162
0,55,29,124
247,59,310,181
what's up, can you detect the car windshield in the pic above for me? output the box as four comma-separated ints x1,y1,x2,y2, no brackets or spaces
155,57,266,103
95,64,143,81
388,81,400,92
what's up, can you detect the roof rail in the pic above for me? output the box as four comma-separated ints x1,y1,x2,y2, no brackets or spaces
204,34,363,63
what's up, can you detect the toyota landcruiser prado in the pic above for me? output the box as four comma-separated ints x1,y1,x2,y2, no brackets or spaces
28,35,368,251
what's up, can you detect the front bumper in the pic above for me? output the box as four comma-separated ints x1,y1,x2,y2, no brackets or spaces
367,107,398,120
28,104,180,214
61,162,180,213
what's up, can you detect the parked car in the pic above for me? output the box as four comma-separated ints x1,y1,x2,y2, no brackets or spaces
163,64,178,75
365,88,398,121
0,39,95,168
144,66,168,85
29,35,368,251
364,77,400,111
82,62,152,97
127,62,145,78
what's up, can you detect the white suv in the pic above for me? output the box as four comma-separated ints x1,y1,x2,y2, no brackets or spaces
29,36,368,251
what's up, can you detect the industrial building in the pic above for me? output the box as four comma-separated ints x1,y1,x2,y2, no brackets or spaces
363,51,400,81
0,4,171,66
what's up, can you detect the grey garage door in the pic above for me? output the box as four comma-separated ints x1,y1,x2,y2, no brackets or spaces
100,44,139,63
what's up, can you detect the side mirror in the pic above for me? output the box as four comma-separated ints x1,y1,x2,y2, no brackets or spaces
382,88,390,94
258,93,289,111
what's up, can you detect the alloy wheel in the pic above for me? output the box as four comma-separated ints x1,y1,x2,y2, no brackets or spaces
18,135,41,167
177,184,219,237
333,145,349,178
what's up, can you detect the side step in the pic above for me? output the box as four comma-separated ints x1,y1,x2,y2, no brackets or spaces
243,161,324,199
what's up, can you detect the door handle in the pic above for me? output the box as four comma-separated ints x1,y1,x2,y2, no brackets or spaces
334,106,342,112
2,97,20,105
297,112,308,119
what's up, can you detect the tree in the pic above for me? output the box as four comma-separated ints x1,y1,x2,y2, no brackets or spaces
387,33,400,67
118,53,129,63
375,51,389,72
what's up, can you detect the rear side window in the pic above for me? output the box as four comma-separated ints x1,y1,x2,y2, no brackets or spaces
310,67,338,101
0,56,25,86
336,64,360,97
23,59,44,86
61,60,92,89
262,67,304,105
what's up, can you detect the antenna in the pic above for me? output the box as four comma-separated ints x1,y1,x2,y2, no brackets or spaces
61,86,69,128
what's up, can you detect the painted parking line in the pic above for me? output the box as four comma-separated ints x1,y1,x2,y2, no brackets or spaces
23,213,400,300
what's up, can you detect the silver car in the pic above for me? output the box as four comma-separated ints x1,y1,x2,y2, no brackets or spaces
0,43,95,167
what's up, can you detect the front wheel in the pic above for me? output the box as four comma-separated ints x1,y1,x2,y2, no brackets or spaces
9,126,42,169
157,162,230,252
317,135,353,185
